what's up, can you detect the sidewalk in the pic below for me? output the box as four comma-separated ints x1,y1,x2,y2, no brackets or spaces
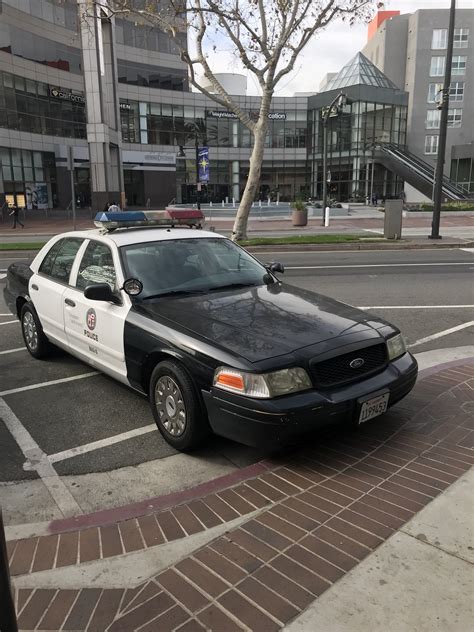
6,360,474,631
1,212,473,250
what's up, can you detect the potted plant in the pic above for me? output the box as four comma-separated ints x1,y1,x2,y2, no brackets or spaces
291,199,308,227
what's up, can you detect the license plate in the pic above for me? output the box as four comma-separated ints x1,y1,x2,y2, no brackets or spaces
358,392,389,425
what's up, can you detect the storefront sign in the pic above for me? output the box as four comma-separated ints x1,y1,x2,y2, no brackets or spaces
120,102,131,110
49,87,85,104
206,110,286,120
142,152,176,164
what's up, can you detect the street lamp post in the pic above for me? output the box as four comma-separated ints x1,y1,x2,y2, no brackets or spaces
177,137,202,210
430,0,456,239
322,92,347,224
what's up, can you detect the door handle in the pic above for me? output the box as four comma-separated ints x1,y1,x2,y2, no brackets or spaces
31,284,38,291
64,298,76,307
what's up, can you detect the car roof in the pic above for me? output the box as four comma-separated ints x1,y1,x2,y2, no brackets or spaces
58,228,227,247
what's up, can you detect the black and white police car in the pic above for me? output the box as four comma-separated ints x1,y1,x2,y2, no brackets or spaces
5,210,418,451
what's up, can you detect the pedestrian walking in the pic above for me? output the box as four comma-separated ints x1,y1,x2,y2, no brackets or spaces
9,204,24,229
108,201,121,213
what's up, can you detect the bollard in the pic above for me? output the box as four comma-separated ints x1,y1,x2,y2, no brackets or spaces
209,201,213,207
0,509,18,632
222,200,225,207
232,197,235,207
324,206,330,227
259,200,262,208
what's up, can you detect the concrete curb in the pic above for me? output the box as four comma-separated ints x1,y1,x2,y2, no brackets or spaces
246,240,474,253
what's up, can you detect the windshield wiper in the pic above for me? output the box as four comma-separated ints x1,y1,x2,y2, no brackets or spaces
207,282,259,293
142,289,206,300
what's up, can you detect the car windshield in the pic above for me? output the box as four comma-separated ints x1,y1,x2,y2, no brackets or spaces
120,237,268,298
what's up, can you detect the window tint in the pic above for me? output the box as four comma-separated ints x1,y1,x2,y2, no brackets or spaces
76,241,116,290
48,238,83,282
39,239,64,276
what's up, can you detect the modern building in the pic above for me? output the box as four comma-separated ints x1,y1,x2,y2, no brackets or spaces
0,2,472,213
362,8,474,196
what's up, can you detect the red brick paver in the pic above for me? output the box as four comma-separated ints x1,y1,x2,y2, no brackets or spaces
9,362,474,631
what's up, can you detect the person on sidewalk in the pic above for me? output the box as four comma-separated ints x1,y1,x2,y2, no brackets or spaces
9,204,24,229
102,201,110,213
108,201,121,213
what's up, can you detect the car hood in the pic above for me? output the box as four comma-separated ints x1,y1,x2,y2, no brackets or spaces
136,284,389,363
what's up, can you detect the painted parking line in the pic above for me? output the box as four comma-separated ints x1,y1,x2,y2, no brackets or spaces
358,305,474,309
409,321,474,349
460,248,474,253
0,347,26,356
0,371,98,397
0,397,81,516
48,424,157,464
0,320,18,326
286,263,474,270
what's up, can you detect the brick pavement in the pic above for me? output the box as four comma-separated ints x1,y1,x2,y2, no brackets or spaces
8,361,474,631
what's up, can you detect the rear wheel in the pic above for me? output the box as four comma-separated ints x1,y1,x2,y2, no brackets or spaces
149,360,209,451
21,303,52,359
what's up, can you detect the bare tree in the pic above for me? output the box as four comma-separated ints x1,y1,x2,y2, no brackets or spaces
90,0,380,239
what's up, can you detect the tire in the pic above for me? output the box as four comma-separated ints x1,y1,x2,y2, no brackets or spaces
20,302,52,359
149,360,209,451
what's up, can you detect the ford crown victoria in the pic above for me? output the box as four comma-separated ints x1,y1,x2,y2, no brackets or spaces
5,210,418,450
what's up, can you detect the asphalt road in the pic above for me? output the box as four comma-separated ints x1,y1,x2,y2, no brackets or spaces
1,246,473,524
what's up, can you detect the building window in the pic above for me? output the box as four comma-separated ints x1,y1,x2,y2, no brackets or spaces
454,28,469,48
452,56,467,75
431,29,447,49
430,57,445,77
426,110,441,129
447,108,462,128
425,135,439,155
427,83,444,103
450,82,464,101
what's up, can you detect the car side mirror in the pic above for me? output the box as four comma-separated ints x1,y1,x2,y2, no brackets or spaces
84,283,121,304
269,262,285,274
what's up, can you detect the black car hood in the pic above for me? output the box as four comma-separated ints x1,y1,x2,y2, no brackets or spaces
136,284,389,363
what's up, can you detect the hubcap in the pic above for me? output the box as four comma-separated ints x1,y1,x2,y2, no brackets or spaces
155,376,186,436
23,311,38,351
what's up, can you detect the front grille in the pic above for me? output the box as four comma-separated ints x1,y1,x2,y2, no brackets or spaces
311,343,388,388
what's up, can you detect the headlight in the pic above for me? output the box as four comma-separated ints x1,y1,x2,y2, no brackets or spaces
386,333,406,361
213,367,312,398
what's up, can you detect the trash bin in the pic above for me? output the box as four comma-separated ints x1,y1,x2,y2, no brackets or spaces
384,199,403,239
292,207,308,227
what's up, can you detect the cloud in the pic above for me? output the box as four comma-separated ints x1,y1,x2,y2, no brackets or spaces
202,0,472,97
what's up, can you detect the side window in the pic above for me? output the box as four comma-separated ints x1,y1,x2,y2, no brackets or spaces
76,241,117,291
39,239,64,276
49,238,83,283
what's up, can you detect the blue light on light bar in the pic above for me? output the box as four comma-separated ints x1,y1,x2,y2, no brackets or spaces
94,209,204,231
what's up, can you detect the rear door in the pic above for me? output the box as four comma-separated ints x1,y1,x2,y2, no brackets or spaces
29,237,83,345
63,239,131,383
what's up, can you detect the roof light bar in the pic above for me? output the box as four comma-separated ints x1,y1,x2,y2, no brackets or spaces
94,209,204,231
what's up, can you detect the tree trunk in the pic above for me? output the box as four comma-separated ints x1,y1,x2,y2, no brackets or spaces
231,122,268,241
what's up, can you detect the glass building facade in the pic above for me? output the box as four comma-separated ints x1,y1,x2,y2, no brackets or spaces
309,54,408,201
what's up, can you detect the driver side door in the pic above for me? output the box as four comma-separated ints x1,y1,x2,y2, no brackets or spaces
63,240,131,383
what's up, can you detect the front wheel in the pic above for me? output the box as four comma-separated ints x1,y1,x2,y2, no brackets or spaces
149,360,209,451
21,303,52,359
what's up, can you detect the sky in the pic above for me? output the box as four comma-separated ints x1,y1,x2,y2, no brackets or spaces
200,0,471,97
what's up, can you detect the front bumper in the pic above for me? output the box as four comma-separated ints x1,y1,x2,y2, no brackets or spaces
202,352,418,447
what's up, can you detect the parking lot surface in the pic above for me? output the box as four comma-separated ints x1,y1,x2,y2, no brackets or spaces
1,246,473,527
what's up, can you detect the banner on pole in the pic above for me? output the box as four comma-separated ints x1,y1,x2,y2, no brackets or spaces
197,147,210,182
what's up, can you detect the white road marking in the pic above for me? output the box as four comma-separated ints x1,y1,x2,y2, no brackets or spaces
409,321,474,349
0,320,18,326
0,273,6,280
48,425,157,463
0,372,98,397
0,313,14,316
358,305,474,310
0,347,26,355
460,248,474,253
286,263,474,270
0,398,81,516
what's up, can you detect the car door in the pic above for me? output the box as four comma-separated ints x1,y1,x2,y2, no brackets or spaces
29,237,84,345
63,239,131,383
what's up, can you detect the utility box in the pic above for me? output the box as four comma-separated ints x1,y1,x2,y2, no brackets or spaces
384,200,403,239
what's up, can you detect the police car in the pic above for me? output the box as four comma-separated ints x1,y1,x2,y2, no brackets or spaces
6,210,418,451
